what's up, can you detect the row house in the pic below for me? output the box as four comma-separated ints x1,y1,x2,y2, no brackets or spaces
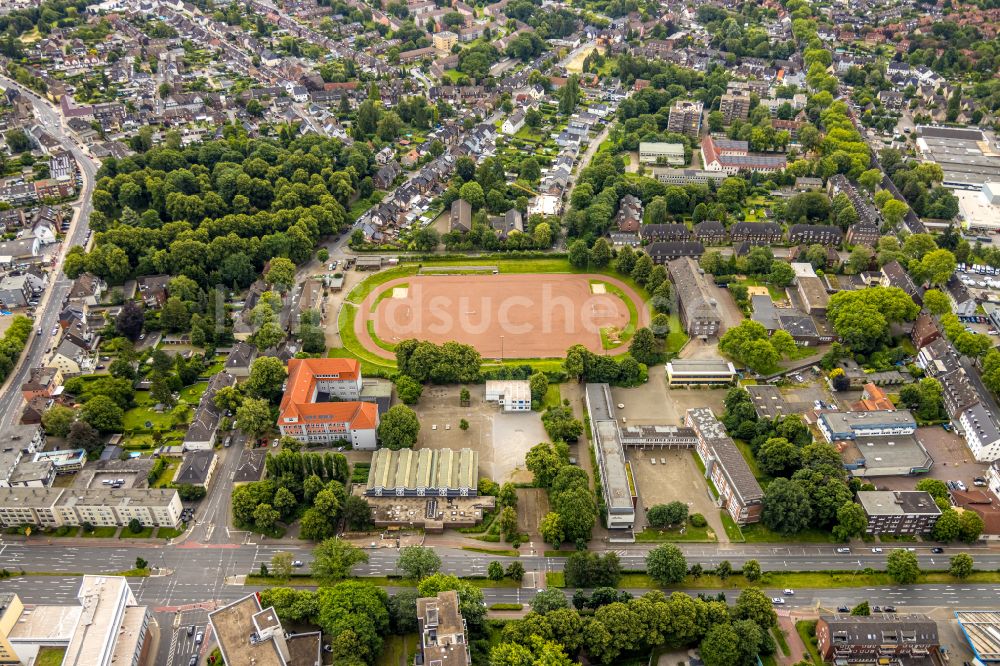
616,194,642,233
694,220,726,244
646,241,705,264
641,224,690,243
729,221,782,244
788,224,843,246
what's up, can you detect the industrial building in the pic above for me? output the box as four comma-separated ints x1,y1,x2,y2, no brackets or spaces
956,611,1000,663
818,410,917,442
838,435,933,477
915,126,1000,190
366,448,479,497
857,490,941,535
665,359,737,386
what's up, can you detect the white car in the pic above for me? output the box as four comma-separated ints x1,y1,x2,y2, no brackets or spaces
783,589,795,596
871,547,883,553
771,598,785,605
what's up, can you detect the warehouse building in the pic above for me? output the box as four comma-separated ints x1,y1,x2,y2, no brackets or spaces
838,435,933,477
956,611,1000,663
818,410,917,442
639,142,685,165
915,126,1000,190
366,448,478,497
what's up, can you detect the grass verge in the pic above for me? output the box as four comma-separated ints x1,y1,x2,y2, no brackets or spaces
740,523,835,543
774,626,792,657
82,526,119,538
719,511,745,542
546,572,566,588
489,603,524,611
634,525,717,542
461,546,520,557
796,621,823,666
119,527,154,539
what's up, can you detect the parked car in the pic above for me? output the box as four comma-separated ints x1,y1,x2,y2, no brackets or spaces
837,606,850,613
187,625,194,637
195,631,203,645
189,657,197,666
873,605,882,612
884,606,897,613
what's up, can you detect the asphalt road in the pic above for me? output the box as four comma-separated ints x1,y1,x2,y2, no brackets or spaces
4,541,1000,588
0,74,98,431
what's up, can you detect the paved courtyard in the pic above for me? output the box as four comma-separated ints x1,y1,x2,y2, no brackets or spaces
627,449,726,541
410,384,546,483
874,426,989,491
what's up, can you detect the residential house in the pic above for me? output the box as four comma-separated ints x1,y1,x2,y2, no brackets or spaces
788,224,843,246
21,367,62,401
729,222,782,244
911,312,941,349
616,194,642,233
224,342,257,378
694,220,726,244
502,108,525,135
945,275,977,316
880,260,923,305
47,334,93,376
67,273,105,306
815,614,939,663
136,275,170,308
374,161,402,189
640,224,690,242
450,198,472,233
183,372,237,451
857,490,941,535
646,241,704,264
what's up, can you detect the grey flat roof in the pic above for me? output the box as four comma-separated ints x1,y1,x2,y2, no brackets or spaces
839,435,933,476
585,384,634,515
955,610,1000,661
857,490,941,517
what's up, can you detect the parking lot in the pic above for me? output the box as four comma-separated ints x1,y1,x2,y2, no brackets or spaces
410,384,546,483
627,449,726,541
609,365,730,426
160,609,209,666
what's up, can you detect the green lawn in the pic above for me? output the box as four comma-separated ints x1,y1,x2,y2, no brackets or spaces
82,526,118,538
149,458,180,488
376,634,418,666
120,527,154,539
733,438,768,483
542,384,562,409
179,382,208,404
739,277,788,302
796,621,823,666
741,522,836,543
461,546,520,556
370,282,407,313
590,280,638,349
666,312,689,355
691,451,719,497
634,524,717,542
774,626,792,657
122,404,173,431
34,648,65,666
719,511,745,542
157,526,185,539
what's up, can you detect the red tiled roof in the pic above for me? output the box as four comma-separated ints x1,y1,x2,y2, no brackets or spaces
279,358,361,415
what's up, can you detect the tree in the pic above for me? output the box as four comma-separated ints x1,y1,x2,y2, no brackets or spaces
541,406,583,442
646,544,686,584
343,495,374,531
270,551,294,581
757,437,802,478
236,397,272,437
886,548,920,584
395,375,423,405
115,301,144,340
768,261,795,287
859,169,882,193
628,327,660,365
377,405,420,450
564,552,621,588
529,373,549,404
933,508,962,542
526,442,563,488
700,623,741,666
42,405,75,437
880,198,909,227
67,421,103,455
540,511,565,547
265,257,296,291
742,559,762,582
590,238,612,268
959,511,984,543
851,601,871,616
833,501,868,541
488,561,505,581
631,253,653,285
397,546,441,579
498,506,518,539
245,356,288,403
949,553,974,579
312,538,369,583
762,478,813,535
734,586,777,629
506,561,525,581
915,249,956,286
922,289,951,315
80,395,124,433
916,479,951,502
253,503,280,532
568,240,589,268
647,502,689,527
531,588,569,614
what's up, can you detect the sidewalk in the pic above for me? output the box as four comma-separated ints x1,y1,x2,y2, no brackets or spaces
776,611,809,666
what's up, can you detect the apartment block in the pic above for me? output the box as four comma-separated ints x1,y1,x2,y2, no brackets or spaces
666,100,703,138
857,490,941,535
0,487,182,528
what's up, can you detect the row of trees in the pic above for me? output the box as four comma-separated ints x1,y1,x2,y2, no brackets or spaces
492,586,778,666
527,442,598,547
